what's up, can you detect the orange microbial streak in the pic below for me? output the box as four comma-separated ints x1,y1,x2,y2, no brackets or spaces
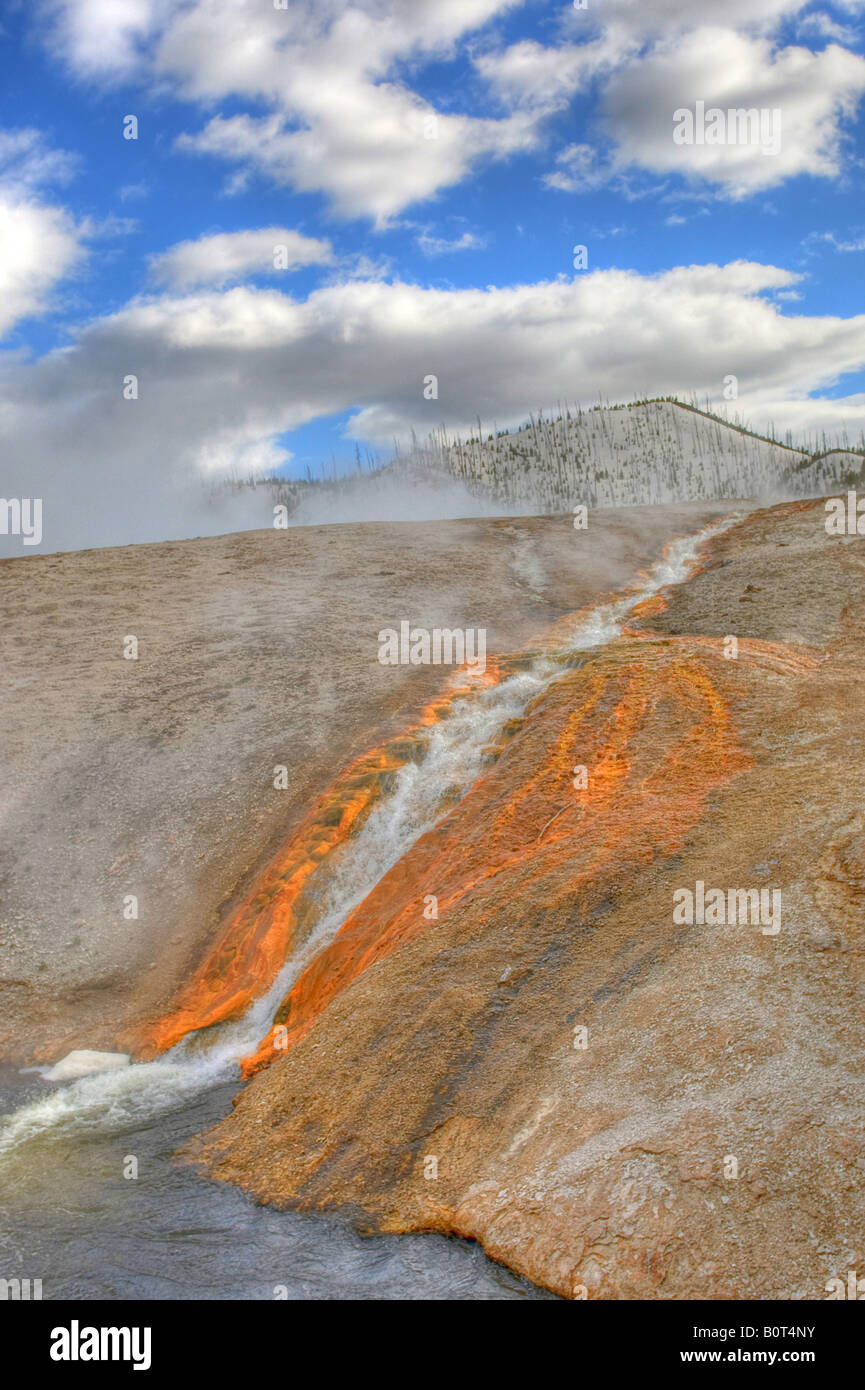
138,520,816,1075
241,642,755,1078
132,661,504,1058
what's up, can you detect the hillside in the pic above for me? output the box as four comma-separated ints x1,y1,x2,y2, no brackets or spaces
437,399,865,512
260,399,865,527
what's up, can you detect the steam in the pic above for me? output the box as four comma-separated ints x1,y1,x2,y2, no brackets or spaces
1,391,862,557
283,468,521,526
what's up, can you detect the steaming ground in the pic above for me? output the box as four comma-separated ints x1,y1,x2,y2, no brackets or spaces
0,503,728,1065
284,472,522,527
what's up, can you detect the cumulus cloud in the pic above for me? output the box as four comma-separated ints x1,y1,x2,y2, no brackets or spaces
160,0,540,226
475,34,624,112
4,260,865,552
0,127,86,339
149,227,333,289
580,0,810,36
40,0,172,81
36,1,865,217
0,200,85,337
602,30,865,197
41,0,534,225
491,3,865,200
175,104,535,229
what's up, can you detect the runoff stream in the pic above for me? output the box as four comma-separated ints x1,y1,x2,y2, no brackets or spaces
0,521,732,1300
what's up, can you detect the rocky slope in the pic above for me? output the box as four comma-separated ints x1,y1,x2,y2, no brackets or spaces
190,496,865,1300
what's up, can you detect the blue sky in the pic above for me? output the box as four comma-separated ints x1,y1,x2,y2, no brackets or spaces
2,0,865,546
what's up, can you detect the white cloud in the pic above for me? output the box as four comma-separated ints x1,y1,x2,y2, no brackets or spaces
0,128,86,339
416,229,485,256
484,3,865,200
0,126,78,192
602,31,865,197
149,227,333,289
37,1,865,218
485,0,817,110
602,0,807,30
41,0,533,225
544,142,610,193
0,199,84,338
119,181,150,202
475,33,625,112
808,229,865,252
40,0,171,81
175,103,535,229
796,11,862,44
160,0,537,225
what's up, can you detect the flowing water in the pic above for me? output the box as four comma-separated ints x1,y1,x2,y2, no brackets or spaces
0,519,734,1300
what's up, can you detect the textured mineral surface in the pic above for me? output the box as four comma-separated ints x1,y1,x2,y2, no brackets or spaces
190,498,865,1300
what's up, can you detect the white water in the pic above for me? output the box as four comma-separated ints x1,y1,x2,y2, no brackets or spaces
0,516,737,1160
